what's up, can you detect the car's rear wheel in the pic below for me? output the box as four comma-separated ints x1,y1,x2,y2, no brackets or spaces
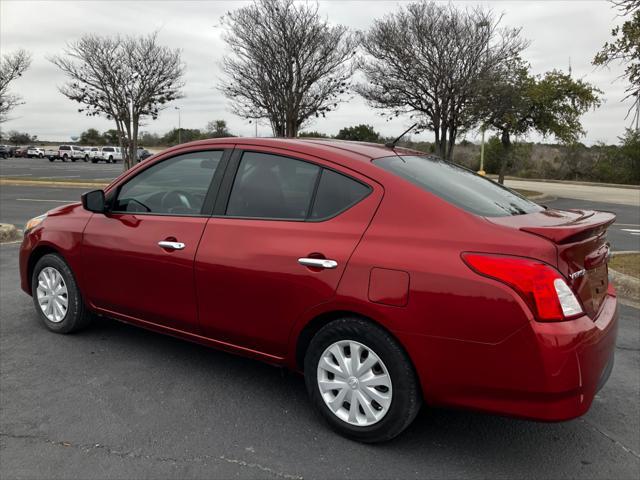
84,155,89,162
31,254,92,334
62,154,68,162
304,317,421,443
48,157,54,162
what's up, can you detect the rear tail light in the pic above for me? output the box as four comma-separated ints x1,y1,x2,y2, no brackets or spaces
462,253,584,322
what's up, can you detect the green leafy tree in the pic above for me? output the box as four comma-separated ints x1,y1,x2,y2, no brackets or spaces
7,130,35,145
336,124,381,142
593,1,640,120
162,128,203,146
102,129,120,145
473,59,601,183
205,120,231,138
79,128,104,145
298,130,329,138
139,131,161,147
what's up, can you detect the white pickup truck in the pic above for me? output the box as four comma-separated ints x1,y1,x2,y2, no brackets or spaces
46,145,86,162
91,146,123,163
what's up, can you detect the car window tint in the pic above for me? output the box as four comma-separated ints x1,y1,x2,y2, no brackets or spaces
113,150,223,215
226,152,320,219
310,169,370,219
374,155,544,217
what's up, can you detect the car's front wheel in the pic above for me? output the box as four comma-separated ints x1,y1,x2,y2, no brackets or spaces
31,253,92,334
304,317,422,443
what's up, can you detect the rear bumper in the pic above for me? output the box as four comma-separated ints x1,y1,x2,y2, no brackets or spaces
400,294,618,421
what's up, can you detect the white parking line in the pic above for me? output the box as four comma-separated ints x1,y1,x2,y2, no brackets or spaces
621,229,640,233
16,198,75,203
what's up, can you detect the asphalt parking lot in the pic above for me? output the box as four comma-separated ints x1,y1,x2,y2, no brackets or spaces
1,241,639,479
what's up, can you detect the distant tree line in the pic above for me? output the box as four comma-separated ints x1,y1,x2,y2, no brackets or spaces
73,120,232,147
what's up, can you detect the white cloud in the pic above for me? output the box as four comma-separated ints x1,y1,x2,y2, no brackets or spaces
0,0,632,144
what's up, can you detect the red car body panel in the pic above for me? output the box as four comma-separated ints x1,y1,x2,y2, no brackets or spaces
19,137,618,423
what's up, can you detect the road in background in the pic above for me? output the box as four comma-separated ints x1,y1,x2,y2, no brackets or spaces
1,242,638,479
0,156,122,182
505,178,640,206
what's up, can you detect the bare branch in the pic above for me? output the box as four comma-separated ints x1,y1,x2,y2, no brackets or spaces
0,49,32,123
219,0,357,137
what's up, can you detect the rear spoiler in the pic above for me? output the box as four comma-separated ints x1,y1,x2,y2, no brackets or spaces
521,210,616,244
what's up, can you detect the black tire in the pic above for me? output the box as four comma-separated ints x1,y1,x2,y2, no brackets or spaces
62,154,68,162
84,155,89,162
91,159,97,164
304,317,422,443
48,157,54,162
71,157,77,162
31,253,92,334
108,156,114,163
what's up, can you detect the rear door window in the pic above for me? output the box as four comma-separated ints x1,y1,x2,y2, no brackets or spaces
226,152,320,220
374,155,543,217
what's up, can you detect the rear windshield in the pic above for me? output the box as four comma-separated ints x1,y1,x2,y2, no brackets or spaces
374,155,543,217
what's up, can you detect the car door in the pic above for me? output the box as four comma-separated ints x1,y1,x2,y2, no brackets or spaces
82,148,231,332
195,147,383,357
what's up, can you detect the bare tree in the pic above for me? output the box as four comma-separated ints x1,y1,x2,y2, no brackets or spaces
51,33,185,169
358,1,527,160
220,0,357,137
0,49,32,123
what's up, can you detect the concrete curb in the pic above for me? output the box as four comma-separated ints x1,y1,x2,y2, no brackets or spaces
496,175,640,190
610,268,640,308
0,223,22,243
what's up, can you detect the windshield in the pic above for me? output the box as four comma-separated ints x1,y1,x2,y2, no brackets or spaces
374,155,543,217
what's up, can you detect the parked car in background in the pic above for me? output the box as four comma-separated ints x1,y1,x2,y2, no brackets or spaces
27,146,45,158
0,145,10,159
136,147,152,161
92,146,122,163
83,147,101,162
14,146,29,158
19,138,618,443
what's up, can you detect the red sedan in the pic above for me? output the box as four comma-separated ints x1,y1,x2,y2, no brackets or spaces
19,138,618,442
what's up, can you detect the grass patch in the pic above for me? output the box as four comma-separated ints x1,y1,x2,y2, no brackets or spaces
514,188,542,198
610,253,640,278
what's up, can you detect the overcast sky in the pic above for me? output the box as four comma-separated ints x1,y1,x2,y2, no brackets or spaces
0,0,632,145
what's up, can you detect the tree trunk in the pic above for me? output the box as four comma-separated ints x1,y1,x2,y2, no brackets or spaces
498,130,511,184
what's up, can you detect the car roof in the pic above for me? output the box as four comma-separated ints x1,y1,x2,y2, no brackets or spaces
171,137,423,172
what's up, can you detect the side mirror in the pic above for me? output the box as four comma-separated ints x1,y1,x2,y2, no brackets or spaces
81,189,106,213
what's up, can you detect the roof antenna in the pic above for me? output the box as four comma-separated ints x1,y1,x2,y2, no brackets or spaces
385,123,418,149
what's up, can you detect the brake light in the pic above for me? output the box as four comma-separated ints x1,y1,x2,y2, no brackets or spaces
462,253,584,322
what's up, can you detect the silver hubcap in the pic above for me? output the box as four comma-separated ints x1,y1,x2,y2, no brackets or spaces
36,267,68,323
317,340,392,426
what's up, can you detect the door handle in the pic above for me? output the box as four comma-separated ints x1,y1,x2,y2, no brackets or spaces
298,258,338,269
158,240,185,250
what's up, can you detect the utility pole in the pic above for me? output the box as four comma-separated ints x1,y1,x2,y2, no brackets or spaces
175,106,181,144
476,20,490,176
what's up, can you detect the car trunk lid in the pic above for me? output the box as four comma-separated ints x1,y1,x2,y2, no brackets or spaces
488,208,616,319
